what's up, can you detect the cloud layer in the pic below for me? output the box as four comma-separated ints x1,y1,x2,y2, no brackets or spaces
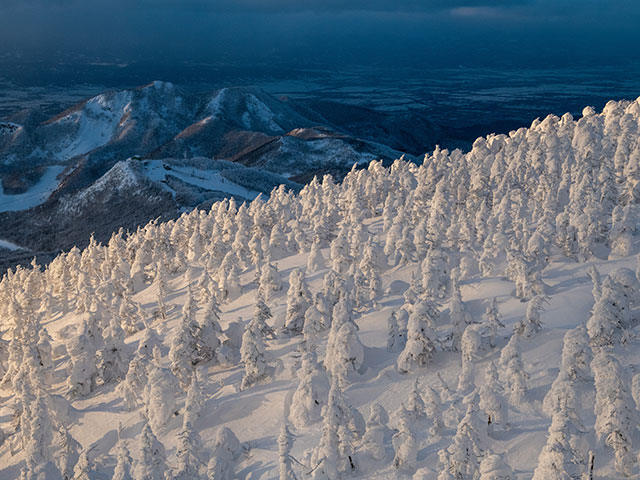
1,0,638,69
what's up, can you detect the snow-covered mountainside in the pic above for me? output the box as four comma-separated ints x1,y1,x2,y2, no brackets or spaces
0,82,408,200
2,97,640,479
0,157,300,273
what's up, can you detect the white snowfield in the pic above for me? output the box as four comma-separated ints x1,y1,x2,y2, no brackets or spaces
0,239,24,251
51,91,134,161
0,165,65,213
1,97,640,479
142,160,261,200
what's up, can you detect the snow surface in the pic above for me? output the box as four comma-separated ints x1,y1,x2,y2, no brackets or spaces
205,88,227,118
0,225,635,479
4,97,640,479
142,160,260,200
50,91,132,160
241,93,283,133
0,164,65,212
0,239,24,251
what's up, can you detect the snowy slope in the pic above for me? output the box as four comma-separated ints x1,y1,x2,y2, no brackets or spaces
2,97,640,480
142,159,260,201
1,222,637,479
0,164,65,212
0,239,24,251
47,91,134,160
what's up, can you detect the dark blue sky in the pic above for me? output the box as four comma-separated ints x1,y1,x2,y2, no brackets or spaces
1,0,639,68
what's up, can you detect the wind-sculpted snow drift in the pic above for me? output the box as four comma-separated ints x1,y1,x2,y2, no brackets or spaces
1,97,640,478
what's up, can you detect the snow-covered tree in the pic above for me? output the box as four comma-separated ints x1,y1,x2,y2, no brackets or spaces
311,379,364,478
587,276,627,350
184,369,205,425
66,323,98,397
560,325,592,383
449,286,472,352
153,258,170,321
119,354,147,410
392,406,417,471
55,424,80,480
458,324,483,392
478,453,514,480
143,349,179,432
482,297,504,348
302,299,327,347
207,427,241,480
361,403,389,461
407,378,426,420
113,425,133,480
592,350,637,476
327,315,364,388
283,268,312,335
99,316,129,385
134,418,168,480
259,261,283,302
169,290,200,388
36,328,54,385
23,392,57,479
424,384,444,437
252,292,275,340
397,299,438,373
443,396,487,480
290,349,330,429
73,450,93,480
173,415,204,480
479,362,508,428
387,309,407,353
278,423,297,480
240,318,269,390
307,238,326,272
330,231,352,275
197,294,223,364
514,295,546,338
588,265,602,303
421,249,450,299
499,334,528,407
531,413,584,480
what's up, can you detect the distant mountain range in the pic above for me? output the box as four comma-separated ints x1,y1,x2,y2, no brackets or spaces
0,81,465,270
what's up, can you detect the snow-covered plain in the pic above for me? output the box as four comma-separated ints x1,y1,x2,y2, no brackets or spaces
2,97,640,480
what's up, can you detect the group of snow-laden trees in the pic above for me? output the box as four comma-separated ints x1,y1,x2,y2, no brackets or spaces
0,96,640,477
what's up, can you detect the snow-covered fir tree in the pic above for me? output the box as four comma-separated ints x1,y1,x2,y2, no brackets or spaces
278,423,297,480
134,418,168,480
392,406,418,471
283,268,312,335
514,294,546,338
290,349,330,429
481,297,504,348
113,424,133,480
240,317,269,390
479,361,508,428
397,298,438,373
499,334,528,406
531,413,585,480
1,96,640,478
143,348,179,432
169,289,200,388
592,350,637,476
361,403,389,462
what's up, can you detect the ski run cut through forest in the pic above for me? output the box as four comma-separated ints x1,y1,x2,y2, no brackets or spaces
4,97,640,479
